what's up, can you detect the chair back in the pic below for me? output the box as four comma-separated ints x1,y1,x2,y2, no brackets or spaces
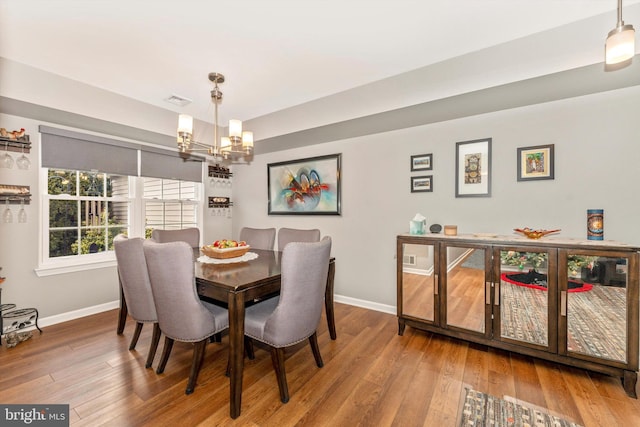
277,228,321,252
151,228,200,248
114,235,157,323
143,241,225,341
239,227,276,250
262,237,331,346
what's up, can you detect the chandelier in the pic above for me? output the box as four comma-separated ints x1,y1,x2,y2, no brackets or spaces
177,72,253,162
605,0,635,65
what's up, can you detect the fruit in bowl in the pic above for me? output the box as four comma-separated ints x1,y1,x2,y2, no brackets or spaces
202,239,250,259
211,239,247,249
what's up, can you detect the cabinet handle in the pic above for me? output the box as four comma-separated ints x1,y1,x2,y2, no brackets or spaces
434,274,438,295
494,282,500,306
561,291,567,317
485,281,491,305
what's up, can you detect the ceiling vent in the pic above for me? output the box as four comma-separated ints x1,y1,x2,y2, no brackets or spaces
164,94,192,107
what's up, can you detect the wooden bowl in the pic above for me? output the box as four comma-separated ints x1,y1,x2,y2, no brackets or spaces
201,245,250,259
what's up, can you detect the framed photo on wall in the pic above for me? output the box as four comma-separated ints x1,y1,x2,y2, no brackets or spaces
410,153,432,171
267,153,341,215
517,144,554,181
411,175,433,193
455,137,491,197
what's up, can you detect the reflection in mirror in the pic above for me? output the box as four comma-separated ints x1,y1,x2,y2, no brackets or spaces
446,248,485,333
402,243,435,322
499,250,549,346
566,254,627,363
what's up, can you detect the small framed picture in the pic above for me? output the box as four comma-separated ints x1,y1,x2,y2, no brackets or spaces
410,153,433,171
411,175,433,193
455,138,491,197
517,144,554,181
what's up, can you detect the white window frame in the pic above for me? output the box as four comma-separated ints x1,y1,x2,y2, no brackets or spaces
36,172,203,277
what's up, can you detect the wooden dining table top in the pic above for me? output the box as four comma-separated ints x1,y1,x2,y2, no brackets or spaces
194,248,282,291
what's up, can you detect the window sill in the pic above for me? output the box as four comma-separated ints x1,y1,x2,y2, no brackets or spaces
35,256,117,277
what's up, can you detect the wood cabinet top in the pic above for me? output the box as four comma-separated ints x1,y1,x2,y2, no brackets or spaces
397,233,640,252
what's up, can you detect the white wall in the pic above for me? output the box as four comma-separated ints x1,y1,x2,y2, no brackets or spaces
233,85,640,309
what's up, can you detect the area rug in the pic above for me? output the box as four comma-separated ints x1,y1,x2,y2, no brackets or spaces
500,270,593,293
458,387,583,427
461,250,485,270
500,281,626,361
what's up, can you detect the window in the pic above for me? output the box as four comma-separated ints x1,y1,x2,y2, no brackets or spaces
46,169,131,259
143,178,199,237
37,126,205,275
40,169,202,274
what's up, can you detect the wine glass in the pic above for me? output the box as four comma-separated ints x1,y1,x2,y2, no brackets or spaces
16,145,30,170
3,199,13,223
18,199,27,223
1,142,13,169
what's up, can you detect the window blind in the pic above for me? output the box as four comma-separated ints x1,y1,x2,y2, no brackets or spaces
40,126,138,176
140,150,202,182
39,126,203,181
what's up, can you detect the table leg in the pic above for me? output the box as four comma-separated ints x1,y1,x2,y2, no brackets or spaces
117,278,128,335
228,291,246,419
325,259,337,340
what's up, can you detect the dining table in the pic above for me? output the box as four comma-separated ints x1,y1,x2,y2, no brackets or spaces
116,247,336,419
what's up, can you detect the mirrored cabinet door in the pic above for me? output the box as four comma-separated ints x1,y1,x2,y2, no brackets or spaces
495,247,557,351
444,246,488,335
401,243,437,323
560,251,630,364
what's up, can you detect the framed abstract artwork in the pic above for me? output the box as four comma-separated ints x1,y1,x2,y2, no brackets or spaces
410,153,432,171
411,175,433,193
517,144,554,181
267,153,341,215
455,138,491,197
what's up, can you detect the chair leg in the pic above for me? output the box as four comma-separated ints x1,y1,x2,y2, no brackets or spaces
145,323,161,368
129,322,144,350
186,339,208,395
156,337,174,374
245,336,255,360
309,332,323,368
270,347,289,403
210,332,222,343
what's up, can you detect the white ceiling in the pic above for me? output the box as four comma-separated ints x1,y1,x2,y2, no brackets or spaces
1,0,638,125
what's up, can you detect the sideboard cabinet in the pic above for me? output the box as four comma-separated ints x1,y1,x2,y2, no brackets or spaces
397,233,639,397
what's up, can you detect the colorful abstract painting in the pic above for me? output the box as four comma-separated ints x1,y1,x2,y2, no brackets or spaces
267,154,341,215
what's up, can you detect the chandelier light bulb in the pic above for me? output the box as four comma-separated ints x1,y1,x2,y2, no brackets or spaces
605,0,636,65
229,119,242,138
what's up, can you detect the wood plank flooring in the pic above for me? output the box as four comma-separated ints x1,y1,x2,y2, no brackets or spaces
1,304,638,426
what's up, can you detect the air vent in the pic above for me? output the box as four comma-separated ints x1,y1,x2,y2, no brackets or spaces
164,94,192,107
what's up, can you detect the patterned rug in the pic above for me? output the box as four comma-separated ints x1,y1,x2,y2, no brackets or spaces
501,281,626,362
458,387,584,427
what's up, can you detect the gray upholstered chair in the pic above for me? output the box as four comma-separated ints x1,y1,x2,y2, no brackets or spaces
239,227,276,251
277,227,321,252
151,227,200,248
244,237,332,403
113,234,161,369
143,240,229,394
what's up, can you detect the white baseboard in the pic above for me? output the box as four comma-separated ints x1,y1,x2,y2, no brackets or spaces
334,294,396,315
35,295,396,330
38,300,120,328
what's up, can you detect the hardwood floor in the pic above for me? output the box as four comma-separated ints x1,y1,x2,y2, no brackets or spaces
1,304,639,426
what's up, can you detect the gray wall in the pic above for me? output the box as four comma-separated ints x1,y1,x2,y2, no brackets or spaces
233,86,640,311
